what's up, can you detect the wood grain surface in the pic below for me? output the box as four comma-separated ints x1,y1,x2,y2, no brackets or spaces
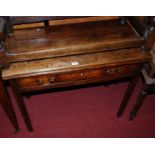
2,48,151,80
5,19,144,62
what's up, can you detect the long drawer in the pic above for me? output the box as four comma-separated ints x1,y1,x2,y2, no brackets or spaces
17,64,139,92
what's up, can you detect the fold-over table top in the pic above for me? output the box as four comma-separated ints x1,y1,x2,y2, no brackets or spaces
5,18,144,63
2,48,151,80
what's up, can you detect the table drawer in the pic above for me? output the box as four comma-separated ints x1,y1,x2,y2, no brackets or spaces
17,64,139,91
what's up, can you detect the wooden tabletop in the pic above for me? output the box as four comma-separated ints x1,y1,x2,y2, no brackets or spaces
6,19,144,62
2,48,151,80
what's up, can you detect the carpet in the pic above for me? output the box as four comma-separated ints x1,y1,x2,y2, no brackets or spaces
0,79,155,138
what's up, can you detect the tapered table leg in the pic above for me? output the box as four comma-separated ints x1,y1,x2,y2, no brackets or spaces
10,80,33,132
0,77,19,132
117,65,143,117
129,84,149,120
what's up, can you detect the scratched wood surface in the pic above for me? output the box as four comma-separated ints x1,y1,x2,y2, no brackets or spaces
5,18,144,63
2,48,151,80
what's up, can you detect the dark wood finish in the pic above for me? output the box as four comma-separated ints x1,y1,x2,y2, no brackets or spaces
0,17,5,41
0,44,8,67
144,62,155,78
3,17,88,34
128,17,145,36
0,18,19,132
0,17,153,131
2,48,151,80
5,19,144,63
129,44,155,120
11,16,90,25
2,47,151,130
117,17,155,117
128,16,155,51
0,74,19,131
145,32,155,51
3,16,118,35
6,62,146,131
129,83,149,120
9,79,33,132
12,17,119,30
0,17,8,66
120,16,127,24
129,82,155,120
16,64,138,92
117,64,143,117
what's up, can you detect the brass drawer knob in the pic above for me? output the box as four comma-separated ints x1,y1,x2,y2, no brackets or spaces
37,79,44,85
80,72,84,77
106,68,121,74
49,77,55,83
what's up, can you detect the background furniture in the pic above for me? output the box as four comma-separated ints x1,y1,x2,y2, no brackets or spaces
0,18,19,132
129,44,155,120
0,16,154,132
0,76,19,132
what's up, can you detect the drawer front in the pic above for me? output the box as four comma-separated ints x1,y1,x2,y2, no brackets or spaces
17,64,139,91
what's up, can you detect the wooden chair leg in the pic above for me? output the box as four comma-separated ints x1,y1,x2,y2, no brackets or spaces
117,66,142,117
0,78,19,132
129,84,149,121
10,80,33,132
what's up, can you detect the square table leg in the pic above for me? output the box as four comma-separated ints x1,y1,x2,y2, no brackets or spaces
117,65,143,117
10,80,33,132
0,77,19,132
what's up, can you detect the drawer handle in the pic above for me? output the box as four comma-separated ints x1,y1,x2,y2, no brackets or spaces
106,68,121,74
49,77,55,83
37,79,44,85
80,72,84,77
